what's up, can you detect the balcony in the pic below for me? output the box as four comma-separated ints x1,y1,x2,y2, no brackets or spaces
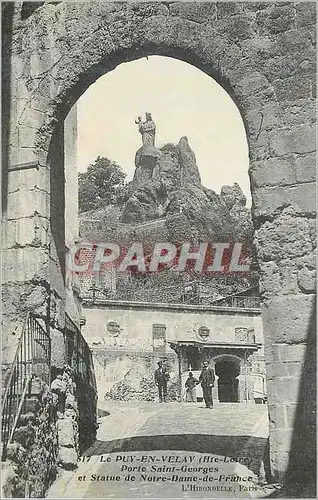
211,296,261,310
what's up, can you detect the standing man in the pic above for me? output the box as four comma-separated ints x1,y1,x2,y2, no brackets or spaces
155,361,169,402
199,360,215,408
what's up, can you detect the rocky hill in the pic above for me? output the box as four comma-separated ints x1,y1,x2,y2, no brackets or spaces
80,136,253,246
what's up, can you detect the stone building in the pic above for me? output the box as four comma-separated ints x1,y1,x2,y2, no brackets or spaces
81,296,266,404
2,1,316,497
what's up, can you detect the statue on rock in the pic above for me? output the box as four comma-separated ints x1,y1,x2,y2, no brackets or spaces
135,112,156,147
134,112,161,172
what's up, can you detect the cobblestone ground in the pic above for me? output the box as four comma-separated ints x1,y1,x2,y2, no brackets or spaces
47,401,269,498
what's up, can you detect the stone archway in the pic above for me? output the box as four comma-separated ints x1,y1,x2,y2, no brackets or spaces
2,1,316,489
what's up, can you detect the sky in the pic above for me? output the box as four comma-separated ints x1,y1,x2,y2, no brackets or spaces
76,55,251,206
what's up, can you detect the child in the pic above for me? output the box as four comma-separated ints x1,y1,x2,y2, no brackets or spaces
185,372,199,402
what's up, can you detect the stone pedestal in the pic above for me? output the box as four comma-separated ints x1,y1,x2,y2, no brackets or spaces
133,146,162,186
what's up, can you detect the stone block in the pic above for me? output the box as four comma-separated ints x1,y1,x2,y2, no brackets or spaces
273,76,312,102
57,418,75,447
268,124,316,156
9,146,38,167
272,376,301,403
3,217,50,249
240,35,278,63
15,125,37,149
270,361,291,378
25,286,48,317
298,267,316,293
295,2,316,27
8,165,49,194
276,50,316,81
278,343,307,363
218,14,256,41
250,156,296,187
236,71,272,96
263,294,315,343
269,450,290,483
245,103,281,136
256,5,295,36
285,403,298,427
270,428,293,455
7,188,49,220
276,29,315,55
50,328,66,368
169,1,217,23
253,183,316,218
296,251,316,271
264,341,280,361
279,261,300,295
294,152,316,183
58,446,77,470
2,247,49,283
216,2,244,18
268,403,287,429
255,215,312,262
21,105,46,130
259,261,281,296
243,85,276,110
280,100,316,128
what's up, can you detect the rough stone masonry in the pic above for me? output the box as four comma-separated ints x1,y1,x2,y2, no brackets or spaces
2,1,316,496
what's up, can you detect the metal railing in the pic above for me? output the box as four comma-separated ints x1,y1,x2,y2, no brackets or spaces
81,287,261,310
1,313,50,460
65,314,97,393
212,296,261,309
65,314,97,453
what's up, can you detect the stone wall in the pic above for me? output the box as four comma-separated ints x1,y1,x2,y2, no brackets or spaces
2,1,316,491
93,350,179,402
2,366,93,497
2,377,59,498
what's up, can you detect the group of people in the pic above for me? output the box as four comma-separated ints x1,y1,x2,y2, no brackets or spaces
154,360,215,408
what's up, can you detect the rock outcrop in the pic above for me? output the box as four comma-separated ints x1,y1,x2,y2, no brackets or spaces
120,136,252,245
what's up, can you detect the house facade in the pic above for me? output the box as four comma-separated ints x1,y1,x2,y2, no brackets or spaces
81,297,266,404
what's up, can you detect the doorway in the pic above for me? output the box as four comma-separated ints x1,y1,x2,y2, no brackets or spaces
215,358,240,403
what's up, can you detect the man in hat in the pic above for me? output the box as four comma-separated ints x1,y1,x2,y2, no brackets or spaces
154,361,169,402
199,361,215,408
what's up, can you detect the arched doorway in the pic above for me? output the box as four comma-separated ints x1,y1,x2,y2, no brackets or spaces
215,356,240,403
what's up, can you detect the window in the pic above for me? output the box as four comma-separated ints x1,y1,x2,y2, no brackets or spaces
235,327,248,342
152,324,166,354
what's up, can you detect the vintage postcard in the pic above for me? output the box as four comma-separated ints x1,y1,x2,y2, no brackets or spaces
1,0,316,499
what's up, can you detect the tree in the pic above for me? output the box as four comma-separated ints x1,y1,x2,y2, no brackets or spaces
78,156,126,212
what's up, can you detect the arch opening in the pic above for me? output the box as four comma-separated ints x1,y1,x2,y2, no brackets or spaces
215,358,240,403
